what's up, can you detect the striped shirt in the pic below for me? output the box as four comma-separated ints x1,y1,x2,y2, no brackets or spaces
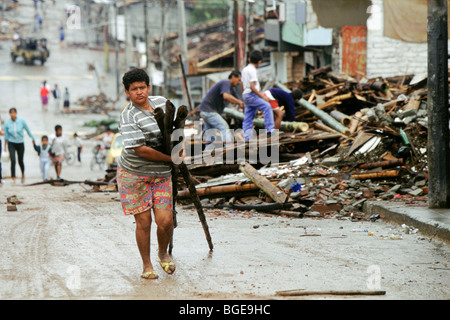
118,96,171,177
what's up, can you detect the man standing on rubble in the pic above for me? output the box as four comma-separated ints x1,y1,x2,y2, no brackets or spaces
241,50,275,140
198,70,244,150
117,68,177,280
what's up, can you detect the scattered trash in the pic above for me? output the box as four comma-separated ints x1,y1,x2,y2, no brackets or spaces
402,224,419,234
6,195,21,212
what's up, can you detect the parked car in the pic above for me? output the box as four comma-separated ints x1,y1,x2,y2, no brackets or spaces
11,37,49,65
106,133,123,167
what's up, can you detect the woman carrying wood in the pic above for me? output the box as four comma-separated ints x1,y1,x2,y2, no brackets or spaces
117,68,177,280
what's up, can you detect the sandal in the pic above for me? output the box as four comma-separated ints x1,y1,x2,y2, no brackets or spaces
141,270,158,280
156,258,175,275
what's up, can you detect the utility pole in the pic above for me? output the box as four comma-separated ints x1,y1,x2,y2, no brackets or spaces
427,0,450,208
178,0,190,106
143,0,150,72
104,4,109,73
114,2,120,96
234,0,247,71
124,1,130,70
159,0,169,96
177,0,188,64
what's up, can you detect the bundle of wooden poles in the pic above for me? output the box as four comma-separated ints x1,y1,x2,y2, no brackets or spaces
153,100,214,253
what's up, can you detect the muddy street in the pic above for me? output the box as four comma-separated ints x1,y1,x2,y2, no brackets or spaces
0,183,448,300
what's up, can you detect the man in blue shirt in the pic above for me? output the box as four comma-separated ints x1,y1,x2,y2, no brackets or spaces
0,121,4,185
265,88,303,129
198,71,244,149
3,108,35,183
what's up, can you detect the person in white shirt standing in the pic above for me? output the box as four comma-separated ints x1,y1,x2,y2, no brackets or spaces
50,124,67,180
241,50,275,140
73,132,82,164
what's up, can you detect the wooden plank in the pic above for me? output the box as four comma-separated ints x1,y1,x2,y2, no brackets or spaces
239,162,287,203
197,47,235,68
196,67,235,74
177,181,280,200
276,289,386,297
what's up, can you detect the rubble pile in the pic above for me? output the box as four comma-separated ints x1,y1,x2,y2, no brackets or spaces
77,67,436,222
176,67,435,220
73,93,114,114
0,17,22,41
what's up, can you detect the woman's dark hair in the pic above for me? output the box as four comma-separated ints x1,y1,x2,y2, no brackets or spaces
249,50,263,64
228,70,241,79
122,68,150,91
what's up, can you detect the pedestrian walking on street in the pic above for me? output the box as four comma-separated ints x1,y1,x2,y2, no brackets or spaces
59,25,65,47
241,50,274,140
73,132,82,164
49,125,67,180
33,13,42,33
52,84,61,114
3,108,35,183
63,87,70,114
102,128,114,149
0,116,4,185
40,81,50,112
198,70,244,150
33,135,51,181
117,68,178,280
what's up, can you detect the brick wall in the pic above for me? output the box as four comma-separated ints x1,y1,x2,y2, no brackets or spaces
366,0,448,78
286,52,304,82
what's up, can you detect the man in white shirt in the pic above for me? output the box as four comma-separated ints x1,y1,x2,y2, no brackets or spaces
241,50,274,140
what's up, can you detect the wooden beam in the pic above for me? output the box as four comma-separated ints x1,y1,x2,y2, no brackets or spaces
177,181,279,200
197,47,235,68
239,162,288,203
276,289,386,297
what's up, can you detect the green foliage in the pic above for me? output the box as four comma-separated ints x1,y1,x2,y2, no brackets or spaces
188,0,230,26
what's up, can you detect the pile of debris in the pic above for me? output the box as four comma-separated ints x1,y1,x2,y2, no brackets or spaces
72,93,115,114
175,67,434,220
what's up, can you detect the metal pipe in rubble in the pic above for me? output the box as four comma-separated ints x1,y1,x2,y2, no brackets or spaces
223,107,309,132
274,81,350,135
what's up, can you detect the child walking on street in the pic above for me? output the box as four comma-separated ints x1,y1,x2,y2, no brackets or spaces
63,87,70,114
33,135,51,181
73,132,82,164
50,125,67,180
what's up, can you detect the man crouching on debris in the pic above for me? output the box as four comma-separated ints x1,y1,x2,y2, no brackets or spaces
117,68,176,279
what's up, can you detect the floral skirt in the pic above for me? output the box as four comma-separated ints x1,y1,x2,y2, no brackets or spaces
117,166,173,216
